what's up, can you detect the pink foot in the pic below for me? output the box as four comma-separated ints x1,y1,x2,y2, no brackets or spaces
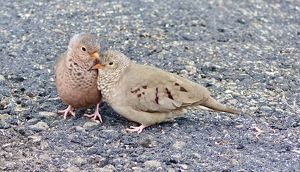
83,103,102,123
126,124,148,134
57,105,76,119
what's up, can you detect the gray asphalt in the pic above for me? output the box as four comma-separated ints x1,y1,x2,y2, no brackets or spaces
0,0,299,171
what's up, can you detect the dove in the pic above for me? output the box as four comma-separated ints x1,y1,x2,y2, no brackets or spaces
91,50,240,133
54,33,103,122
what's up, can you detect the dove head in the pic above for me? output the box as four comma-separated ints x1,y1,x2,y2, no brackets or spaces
68,33,100,64
93,50,130,89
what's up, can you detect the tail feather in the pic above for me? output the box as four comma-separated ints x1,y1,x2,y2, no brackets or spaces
201,97,240,114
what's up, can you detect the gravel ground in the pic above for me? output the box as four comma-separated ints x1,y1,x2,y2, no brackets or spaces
0,0,300,171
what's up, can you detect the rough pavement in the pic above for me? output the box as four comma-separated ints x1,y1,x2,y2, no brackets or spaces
0,0,299,171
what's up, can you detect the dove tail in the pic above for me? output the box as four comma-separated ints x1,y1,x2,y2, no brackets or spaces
200,97,241,114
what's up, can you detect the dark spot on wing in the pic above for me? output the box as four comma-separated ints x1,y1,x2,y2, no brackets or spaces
155,87,159,104
180,86,188,92
165,88,174,100
142,92,145,95
137,94,141,98
131,88,140,93
142,86,147,89
175,83,180,86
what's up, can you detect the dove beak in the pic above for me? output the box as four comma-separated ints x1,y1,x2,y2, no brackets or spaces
88,61,103,71
91,52,99,59
91,63,102,69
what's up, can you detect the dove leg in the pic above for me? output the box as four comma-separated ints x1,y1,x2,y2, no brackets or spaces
83,103,103,123
57,105,76,119
125,124,148,134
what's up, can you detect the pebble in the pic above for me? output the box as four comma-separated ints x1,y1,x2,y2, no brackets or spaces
0,75,5,82
0,114,10,129
83,121,100,131
65,167,84,172
173,141,186,149
132,167,144,172
38,111,57,119
95,164,117,172
71,157,87,166
39,154,51,161
144,160,161,167
28,121,49,132
167,168,176,172
40,141,49,150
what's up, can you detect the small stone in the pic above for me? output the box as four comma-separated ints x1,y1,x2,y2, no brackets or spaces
230,158,239,164
99,158,109,167
217,28,225,32
40,141,49,150
39,154,51,161
138,138,152,148
0,75,5,82
26,118,39,126
144,160,161,167
71,157,87,166
237,144,244,149
260,106,273,111
0,114,10,129
84,121,100,127
75,126,85,132
52,29,66,35
65,167,83,172
17,126,34,136
173,141,185,149
132,167,144,172
236,18,246,24
83,121,100,131
95,164,117,172
179,164,188,170
8,52,17,58
29,121,49,132
171,153,181,159
167,168,176,172
28,135,42,142
181,33,196,41
26,91,35,97
39,111,57,119
224,90,234,94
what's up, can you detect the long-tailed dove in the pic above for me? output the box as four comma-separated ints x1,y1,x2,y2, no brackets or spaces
55,33,103,122
91,50,240,133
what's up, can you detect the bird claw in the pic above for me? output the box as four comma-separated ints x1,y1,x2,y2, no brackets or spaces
125,124,147,134
57,105,76,119
83,103,102,123
84,113,103,123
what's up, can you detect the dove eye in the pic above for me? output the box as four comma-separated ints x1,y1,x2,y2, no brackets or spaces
109,62,114,65
81,47,86,51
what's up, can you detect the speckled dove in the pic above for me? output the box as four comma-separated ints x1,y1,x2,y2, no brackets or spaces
91,50,240,133
55,33,103,122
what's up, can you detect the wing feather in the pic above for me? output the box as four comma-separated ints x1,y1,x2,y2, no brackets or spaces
121,63,210,112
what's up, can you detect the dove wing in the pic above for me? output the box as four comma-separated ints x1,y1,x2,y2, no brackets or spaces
121,63,210,113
